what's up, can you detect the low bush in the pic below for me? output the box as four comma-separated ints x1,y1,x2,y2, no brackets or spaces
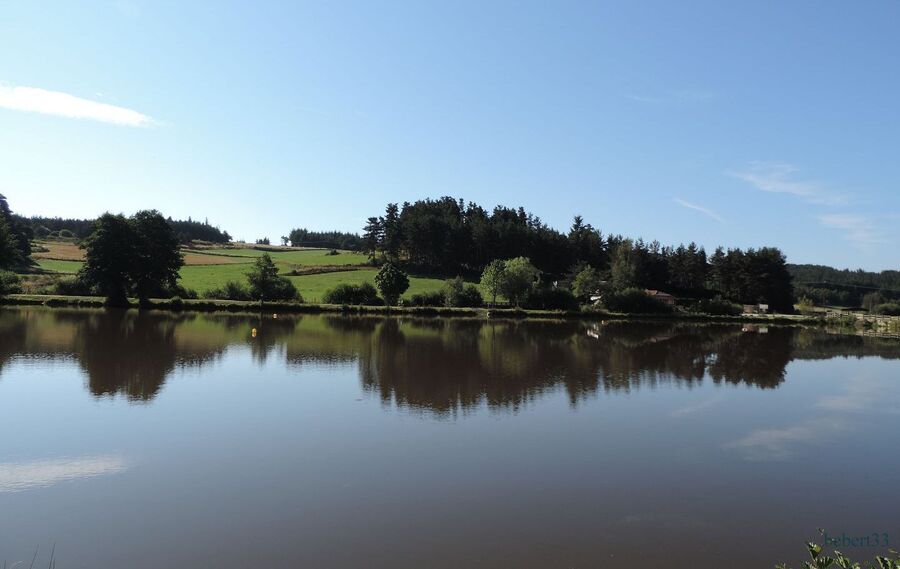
322,282,381,305
456,284,483,308
17,275,57,295
689,297,741,316
443,277,483,308
406,290,446,307
263,277,302,302
825,313,857,328
796,295,817,315
873,302,900,316
165,284,199,300
0,271,22,296
53,276,94,296
203,280,252,301
602,287,673,314
523,287,578,311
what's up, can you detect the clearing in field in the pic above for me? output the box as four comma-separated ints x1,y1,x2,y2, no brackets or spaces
31,240,84,261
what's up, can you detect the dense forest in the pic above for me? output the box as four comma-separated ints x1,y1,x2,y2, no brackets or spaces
283,228,362,250
16,214,232,243
359,197,795,311
789,264,900,307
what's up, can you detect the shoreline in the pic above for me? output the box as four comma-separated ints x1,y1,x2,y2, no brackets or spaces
1,293,822,324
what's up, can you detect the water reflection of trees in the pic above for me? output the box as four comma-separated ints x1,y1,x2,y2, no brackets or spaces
2,308,899,409
352,320,799,414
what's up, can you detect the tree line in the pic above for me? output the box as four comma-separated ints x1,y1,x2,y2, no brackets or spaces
15,213,232,243
789,263,900,308
282,228,362,250
359,197,795,312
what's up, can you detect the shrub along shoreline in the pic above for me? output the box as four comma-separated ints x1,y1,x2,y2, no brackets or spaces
0,293,820,324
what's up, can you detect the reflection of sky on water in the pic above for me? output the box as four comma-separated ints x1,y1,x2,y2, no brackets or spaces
724,373,900,461
0,455,128,493
724,417,848,461
1,310,899,569
815,374,900,414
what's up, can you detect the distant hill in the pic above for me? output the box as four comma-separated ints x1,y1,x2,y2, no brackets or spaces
789,263,900,307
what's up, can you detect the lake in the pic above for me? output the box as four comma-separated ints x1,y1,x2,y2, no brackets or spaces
1,307,898,568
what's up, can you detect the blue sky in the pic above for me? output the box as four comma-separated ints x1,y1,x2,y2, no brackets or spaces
1,0,898,270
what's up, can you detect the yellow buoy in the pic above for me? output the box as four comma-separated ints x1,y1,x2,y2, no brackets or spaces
251,328,257,338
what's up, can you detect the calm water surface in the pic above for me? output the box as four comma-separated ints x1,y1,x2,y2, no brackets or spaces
1,307,898,568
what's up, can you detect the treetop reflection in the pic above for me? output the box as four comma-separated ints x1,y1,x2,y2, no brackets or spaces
2,307,898,411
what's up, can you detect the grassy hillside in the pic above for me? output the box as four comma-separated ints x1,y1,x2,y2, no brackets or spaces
184,247,370,266
29,242,444,302
35,259,83,274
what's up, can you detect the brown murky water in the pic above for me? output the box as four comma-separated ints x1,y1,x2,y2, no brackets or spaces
1,307,898,568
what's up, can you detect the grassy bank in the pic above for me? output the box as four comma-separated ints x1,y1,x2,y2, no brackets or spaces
1,293,822,323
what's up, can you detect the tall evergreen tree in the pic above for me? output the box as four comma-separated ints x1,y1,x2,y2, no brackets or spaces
362,216,384,261
382,203,402,261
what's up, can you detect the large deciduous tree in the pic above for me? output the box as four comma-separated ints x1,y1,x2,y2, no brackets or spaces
480,259,506,306
0,194,32,269
499,257,539,307
80,210,187,306
80,214,139,306
131,210,184,302
0,217,20,269
571,265,602,301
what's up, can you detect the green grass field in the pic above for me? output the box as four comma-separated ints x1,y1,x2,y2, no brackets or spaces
35,259,83,273
180,267,445,301
189,248,369,266
35,253,446,302
285,269,445,302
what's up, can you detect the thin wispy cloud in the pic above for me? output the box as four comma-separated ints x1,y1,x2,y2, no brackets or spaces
0,84,154,127
674,198,724,223
817,213,886,248
728,162,846,205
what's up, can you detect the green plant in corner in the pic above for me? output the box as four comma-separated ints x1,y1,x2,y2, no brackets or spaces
774,530,899,569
